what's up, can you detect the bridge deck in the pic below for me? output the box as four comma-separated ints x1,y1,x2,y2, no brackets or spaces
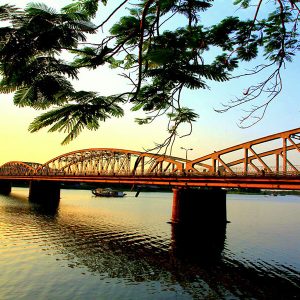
0,174,299,190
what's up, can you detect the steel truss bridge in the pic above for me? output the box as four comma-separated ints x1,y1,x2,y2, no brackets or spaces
1,128,300,190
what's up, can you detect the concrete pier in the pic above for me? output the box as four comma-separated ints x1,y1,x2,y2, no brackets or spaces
29,181,60,208
171,188,227,225
0,181,12,195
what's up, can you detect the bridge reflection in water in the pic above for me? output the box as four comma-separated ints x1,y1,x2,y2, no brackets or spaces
3,189,297,299
28,192,227,265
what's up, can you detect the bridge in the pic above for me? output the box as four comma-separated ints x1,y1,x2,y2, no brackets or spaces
0,128,300,225
0,127,300,188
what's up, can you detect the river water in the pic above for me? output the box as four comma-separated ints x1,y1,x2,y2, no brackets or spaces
0,188,299,299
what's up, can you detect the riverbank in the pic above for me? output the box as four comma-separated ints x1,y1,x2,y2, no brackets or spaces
11,182,300,195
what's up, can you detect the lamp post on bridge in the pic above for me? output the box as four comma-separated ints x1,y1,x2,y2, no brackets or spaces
181,147,193,173
214,150,219,172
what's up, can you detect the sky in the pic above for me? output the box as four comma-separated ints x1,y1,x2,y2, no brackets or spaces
0,0,299,165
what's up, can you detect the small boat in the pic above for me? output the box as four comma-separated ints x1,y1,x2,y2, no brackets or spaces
91,188,126,197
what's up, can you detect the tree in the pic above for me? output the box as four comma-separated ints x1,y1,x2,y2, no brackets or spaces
0,1,299,152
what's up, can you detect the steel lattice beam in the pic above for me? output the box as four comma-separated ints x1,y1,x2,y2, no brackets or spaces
0,161,37,176
34,148,184,176
186,128,300,175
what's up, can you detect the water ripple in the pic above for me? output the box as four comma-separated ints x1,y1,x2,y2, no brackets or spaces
1,190,300,299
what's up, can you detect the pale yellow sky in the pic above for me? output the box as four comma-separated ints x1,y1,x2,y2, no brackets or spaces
0,0,299,166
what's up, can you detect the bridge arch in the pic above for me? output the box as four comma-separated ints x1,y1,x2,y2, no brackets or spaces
186,128,300,175
35,148,184,176
0,161,38,176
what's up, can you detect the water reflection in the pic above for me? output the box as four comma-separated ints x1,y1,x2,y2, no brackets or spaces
29,199,60,216
170,223,226,264
29,199,300,298
1,190,300,299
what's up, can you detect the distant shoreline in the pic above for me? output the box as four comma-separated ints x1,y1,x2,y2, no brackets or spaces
11,182,300,196
227,188,300,196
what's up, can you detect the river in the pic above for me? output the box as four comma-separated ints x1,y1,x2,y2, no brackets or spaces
0,188,299,299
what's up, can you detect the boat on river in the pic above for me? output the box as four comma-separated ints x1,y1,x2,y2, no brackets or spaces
91,188,126,198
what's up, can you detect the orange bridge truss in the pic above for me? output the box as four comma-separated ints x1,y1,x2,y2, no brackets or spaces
0,128,299,180
0,161,41,176
0,149,185,176
186,128,300,176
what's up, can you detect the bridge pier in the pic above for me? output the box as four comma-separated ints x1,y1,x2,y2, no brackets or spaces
29,181,60,208
171,188,227,225
170,188,227,262
0,181,12,195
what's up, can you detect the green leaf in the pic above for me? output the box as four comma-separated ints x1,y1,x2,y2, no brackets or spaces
233,0,250,8
131,102,144,111
28,92,125,144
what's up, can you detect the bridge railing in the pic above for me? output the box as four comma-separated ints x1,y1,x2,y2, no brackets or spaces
16,169,299,177
0,163,300,177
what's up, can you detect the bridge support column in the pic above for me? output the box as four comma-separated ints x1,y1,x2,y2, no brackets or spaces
171,187,227,225
0,181,12,195
29,181,60,208
170,187,227,262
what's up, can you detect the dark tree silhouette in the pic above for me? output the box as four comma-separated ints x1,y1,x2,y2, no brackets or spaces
0,1,299,151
